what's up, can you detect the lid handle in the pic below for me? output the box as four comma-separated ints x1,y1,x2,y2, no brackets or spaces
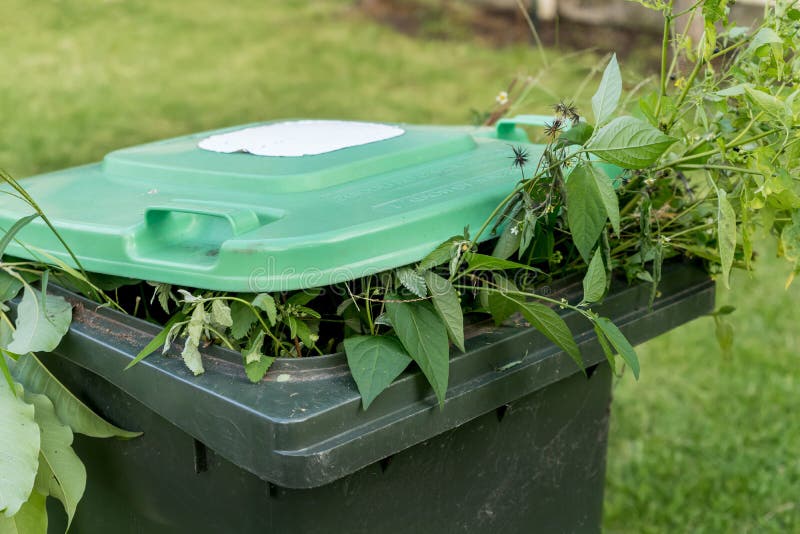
495,115,553,140
144,204,262,237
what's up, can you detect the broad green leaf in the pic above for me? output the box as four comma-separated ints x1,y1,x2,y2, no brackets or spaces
715,83,750,97
210,300,233,328
587,116,677,169
515,299,583,369
385,298,449,406
0,490,47,533
747,27,782,55
519,210,537,257
396,267,427,298
744,86,789,123
560,122,594,146
566,163,609,261
0,271,23,303
252,294,277,326
243,331,266,365
582,249,607,303
487,275,519,326
242,331,275,383
25,392,86,528
418,235,463,271
717,190,737,289
7,287,71,355
344,335,412,409
591,54,621,125
593,166,621,235
0,380,39,518
464,253,541,274
492,213,522,260
125,311,186,370
13,354,140,439
181,304,206,375
0,214,39,259
245,354,275,383
595,317,639,379
286,288,321,306
293,319,315,348
229,301,257,340
423,272,465,352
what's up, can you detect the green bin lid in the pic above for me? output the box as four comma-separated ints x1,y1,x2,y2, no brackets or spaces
0,117,620,291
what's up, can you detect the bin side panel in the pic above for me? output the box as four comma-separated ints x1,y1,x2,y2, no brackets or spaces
44,353,611,534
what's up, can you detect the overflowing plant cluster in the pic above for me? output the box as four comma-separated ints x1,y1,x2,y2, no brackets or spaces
1,0,798,529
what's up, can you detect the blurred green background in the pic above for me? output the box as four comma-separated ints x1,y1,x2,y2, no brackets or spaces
1,1,797,531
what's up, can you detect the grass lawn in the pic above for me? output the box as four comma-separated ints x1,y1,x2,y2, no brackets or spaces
2,1,798,531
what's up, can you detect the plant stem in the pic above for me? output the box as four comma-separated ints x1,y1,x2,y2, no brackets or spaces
655,8,673,119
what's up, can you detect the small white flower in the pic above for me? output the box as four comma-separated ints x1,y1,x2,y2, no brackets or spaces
496,91,509,105
177,289,200,303
510,224,520,236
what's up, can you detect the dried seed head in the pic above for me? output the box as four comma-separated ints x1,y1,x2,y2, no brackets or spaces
509,145,529,169
543,118,564,138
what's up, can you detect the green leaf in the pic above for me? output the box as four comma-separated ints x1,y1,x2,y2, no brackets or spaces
293,319,315,348
491,213,522,260
519,210,537,257
396,267,428,298
0,271,23,303
560,122,594,146
13,354,140,439
566,163,609,261
418,235,463,271
343,335,412,409
582,248,607,303
286,288,321,306
747,27,782,55
587,117,677,169
252,294,277,326
125,311,186,370
245,354,275,383
242,331,275,383
464,253,541,274
515,299,583,369
744,86,789,123
7,287,71,355
424,272,465,352
717,189,737,289
181,304,206,376
593,324,617,374
595,317,639,379
210,300,233,328
0,380,39,518
487,275,519,326
591,53,622,125
147,282,173,314
385,298,450,406
0,214,39,259
715,317,734,357
25,392,86,528
229,301,257,340
0,490,47,533
702,0,727,24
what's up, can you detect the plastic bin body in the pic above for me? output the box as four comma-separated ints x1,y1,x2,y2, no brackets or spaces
33,261,713,534
46,355,612,533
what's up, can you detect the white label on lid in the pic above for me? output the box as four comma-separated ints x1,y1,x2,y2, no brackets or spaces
197,120,405,157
